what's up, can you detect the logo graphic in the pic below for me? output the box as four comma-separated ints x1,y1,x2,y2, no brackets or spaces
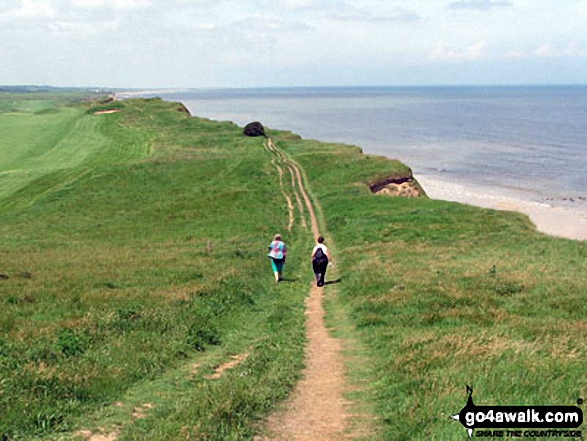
451,386,583,439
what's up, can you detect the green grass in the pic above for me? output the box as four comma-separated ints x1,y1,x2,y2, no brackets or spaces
0,95,152,212
275,134,586,440
0,96,310,440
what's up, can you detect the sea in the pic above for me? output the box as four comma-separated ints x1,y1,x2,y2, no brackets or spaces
123,86,587,238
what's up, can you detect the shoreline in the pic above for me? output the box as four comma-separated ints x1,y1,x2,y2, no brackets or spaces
415,174,587,241
114,89,189,99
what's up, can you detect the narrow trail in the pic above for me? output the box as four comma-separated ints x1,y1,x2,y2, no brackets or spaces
265,138,307,229
288,165,308,229
271,156,295,231
261,138,351,440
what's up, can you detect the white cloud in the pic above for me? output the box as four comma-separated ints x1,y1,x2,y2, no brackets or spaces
258,1,421,23
70,0,151,9
535,42,587,58
46,20,91,34
278,0,319,11
447,0,513,10
0,0,55,19
232,15,312,32
535,44,554,57
432,41,487,61
46,18,118,35
468,41,486,59
563,41,587,57
331,7,421,23
503,42,587,60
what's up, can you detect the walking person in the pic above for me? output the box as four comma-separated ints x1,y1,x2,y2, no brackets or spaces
311,236,330,287
268,234,287,282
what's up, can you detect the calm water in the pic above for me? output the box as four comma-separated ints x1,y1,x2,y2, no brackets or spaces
137,86,587,209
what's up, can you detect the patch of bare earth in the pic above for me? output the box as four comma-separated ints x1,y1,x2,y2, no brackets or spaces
205,353,249,380
369,172,425,198
375,181,421,197
132,403,155,419
75,429,120,441
75,403,155,440
93,109,120,115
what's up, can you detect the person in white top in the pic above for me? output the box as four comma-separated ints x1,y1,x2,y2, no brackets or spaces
311,236,330,287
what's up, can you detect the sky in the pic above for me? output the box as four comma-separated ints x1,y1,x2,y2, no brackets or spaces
1,0,587,88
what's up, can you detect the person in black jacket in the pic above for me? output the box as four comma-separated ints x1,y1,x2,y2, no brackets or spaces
311,236,330,287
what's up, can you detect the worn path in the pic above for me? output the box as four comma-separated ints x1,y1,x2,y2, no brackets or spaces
261,138,351,440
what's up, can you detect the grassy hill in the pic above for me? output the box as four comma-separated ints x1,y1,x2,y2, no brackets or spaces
0,94,584,440
0,95,309,440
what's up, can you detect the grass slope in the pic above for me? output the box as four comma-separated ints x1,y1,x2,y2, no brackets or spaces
274,135,586,440
0,96,310,440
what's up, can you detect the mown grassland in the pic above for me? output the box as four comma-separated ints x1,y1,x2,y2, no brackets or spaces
0,94,150,212
274,135,586,440
0,95,309,440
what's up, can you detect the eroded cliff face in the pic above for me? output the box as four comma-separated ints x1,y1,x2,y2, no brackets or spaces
369,172,426,198
177,104,191,116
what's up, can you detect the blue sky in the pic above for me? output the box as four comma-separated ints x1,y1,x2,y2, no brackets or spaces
1,0,586,88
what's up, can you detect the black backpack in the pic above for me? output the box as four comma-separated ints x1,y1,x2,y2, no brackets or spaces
314,247,327,262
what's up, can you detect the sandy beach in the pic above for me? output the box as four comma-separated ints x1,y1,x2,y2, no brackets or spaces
416,174,587,241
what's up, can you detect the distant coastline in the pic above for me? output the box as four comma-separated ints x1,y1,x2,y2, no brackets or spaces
119,87,587,241
115,89,189,99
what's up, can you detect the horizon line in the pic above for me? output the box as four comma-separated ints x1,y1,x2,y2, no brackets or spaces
3,83,587,92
